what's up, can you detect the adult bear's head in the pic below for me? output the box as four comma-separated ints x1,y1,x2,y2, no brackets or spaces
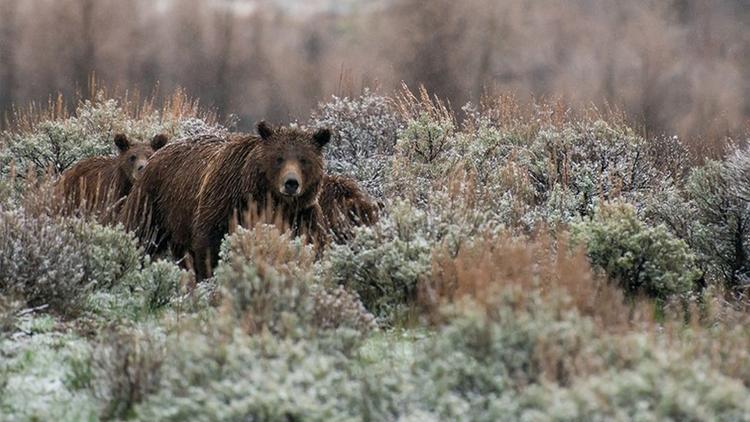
254,121,331,208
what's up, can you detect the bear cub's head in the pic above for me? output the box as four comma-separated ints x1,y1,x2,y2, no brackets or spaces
114,133,169,182
255,121,331,206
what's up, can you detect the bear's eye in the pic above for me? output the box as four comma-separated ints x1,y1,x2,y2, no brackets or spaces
129,155,137,162
275,157,284,165
300,158,308,165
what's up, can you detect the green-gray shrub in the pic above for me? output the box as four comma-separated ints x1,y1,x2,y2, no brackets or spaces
531,352,750,421
311,89,403,198
0,210,151,317
0,210,90,315
322,201,433,323
92,324,166,420
572,202,700,299
134,332,368,421
217,225,375,338
685,160,750,289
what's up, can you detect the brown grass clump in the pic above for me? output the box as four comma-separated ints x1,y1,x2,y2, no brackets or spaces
420,231,653,332
6,81,216,136
394,83,455,125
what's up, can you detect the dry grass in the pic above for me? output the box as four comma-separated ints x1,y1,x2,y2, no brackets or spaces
420,231,654,331
5,78,216,136
394,83,455,125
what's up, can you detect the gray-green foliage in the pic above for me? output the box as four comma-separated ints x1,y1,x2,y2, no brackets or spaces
646,155,750,290
322,201,433,323
217,225,375,338
0,98,121,177
134,331,370,421
388,113,457,205
0,327,98,420
86,258,188,322
536,356,750,421
572,202,700,299
311,89,403,198
0,209,185,318
91,324,166,420
0,210,94,315
0,91,227,181
685,160,750,289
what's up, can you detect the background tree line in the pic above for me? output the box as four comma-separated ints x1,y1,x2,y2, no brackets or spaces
0,0,748,148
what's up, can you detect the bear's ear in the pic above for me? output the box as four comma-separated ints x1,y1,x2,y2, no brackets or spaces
151,134,169,151
257,121,274,141
312,128,331,150
114,133,130,152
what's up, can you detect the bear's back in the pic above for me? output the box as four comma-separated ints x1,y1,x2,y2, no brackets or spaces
58,155,123,210
131,134,256,257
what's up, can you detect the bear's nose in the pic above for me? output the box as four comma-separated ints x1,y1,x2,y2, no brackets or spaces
284,178,300,195
137,164,145,172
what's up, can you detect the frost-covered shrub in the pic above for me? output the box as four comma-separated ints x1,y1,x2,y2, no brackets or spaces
0,296,22,339
92,324,166,420
388,113,458,204
526,120,668,223
310,285,376,332
572,202,700,299
386,103,673,230
322,201,433,323
645,156,750,291
0,98,121,177
322,192,503,323
175,117,228,138
134,332,368,421
534,351,750,421
0,330,98,420
0,211,89,315
217,225,375,337
138,261,187,312
0,210,148,317
685,160,750,290
404,308,594,420
311,89,402,198
0,90,223,182
72,222,142,290
87,258,189,321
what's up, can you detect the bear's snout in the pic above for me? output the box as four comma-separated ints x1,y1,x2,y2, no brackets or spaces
284,177,300,194
279,161,303,196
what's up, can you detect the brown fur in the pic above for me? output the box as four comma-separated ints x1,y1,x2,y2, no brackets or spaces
57,133,168,216
122,123,331,280
319,175,379,243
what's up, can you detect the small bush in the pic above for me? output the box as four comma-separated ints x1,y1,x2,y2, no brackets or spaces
685,160,750,290
0,210,152,317
322,202,433,323
388,113,457,205
134,332,367,421
217,225,375,337
0,210,89,315
92,325,166,420
0,90,223,182
311,89,402,198
73,221,142,290
572,202,700,299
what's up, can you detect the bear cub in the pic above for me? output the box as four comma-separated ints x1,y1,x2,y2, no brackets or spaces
57,133,168,215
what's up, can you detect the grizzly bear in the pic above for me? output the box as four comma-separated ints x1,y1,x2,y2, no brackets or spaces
319,175,379,243
57,133,168,215
122,122,331,280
